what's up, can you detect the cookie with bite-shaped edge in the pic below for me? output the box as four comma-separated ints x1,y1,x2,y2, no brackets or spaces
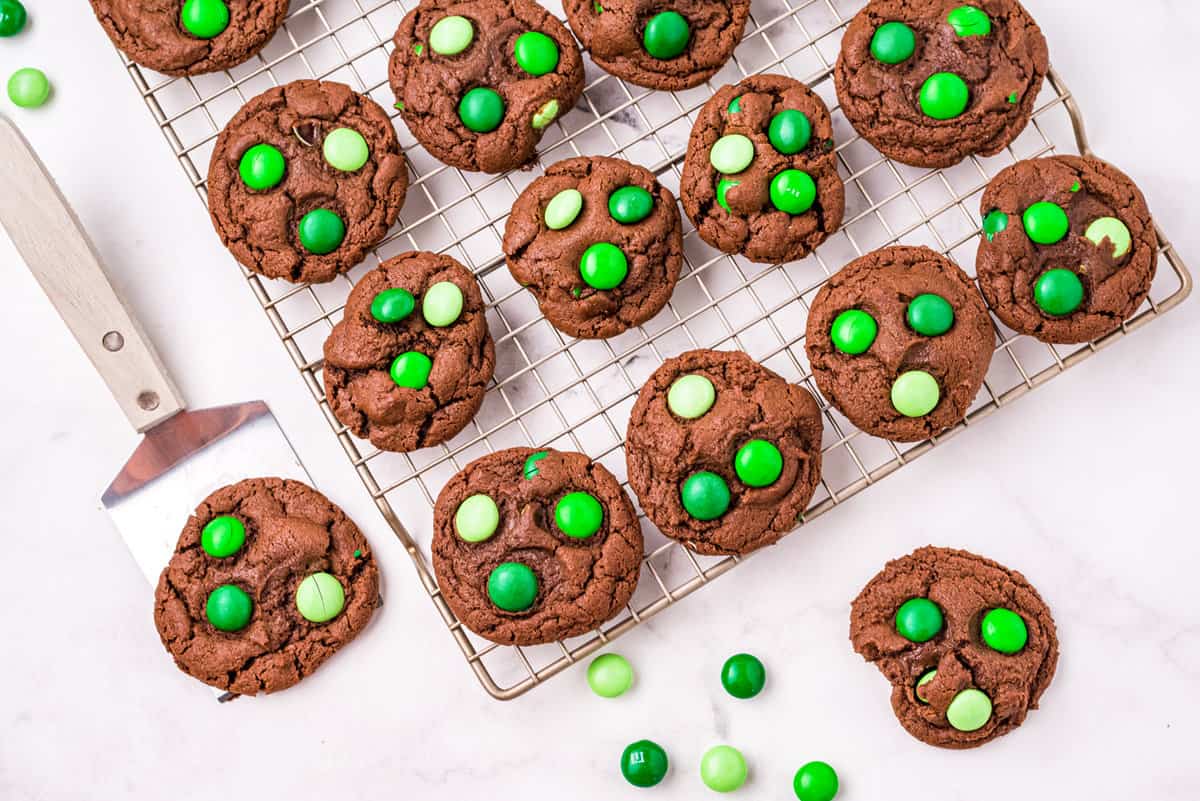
976,155,1157,344
207,79,409,284
89,0,289,77
625,349,824,556
432,448,643,645
323,251,495,453
805,246,993,442
850,546,1058,748
680,74,845,264
154,478,380,696
503,156,683,339
834,0,1049,168
388,0,585,173
563,0,750,90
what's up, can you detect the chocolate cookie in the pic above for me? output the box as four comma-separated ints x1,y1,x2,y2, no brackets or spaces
323,251,496,453
432,448,643,645
679,74,845,264
805,246,993,442
89,0,289,77
388,0,585,173
834,0,1049,168
207,80,409,284
976,155,1157,344
503,156,683,339
850,546,1058,749
563,0,750,90
625,349,823,556
154,478,380,696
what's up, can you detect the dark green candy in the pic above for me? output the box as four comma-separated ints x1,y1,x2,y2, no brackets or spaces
0,0,27,37
487,562,538,611
1022,201,1069,245
523,450,548,479
238,144,285,190
768,110,812,155
716,178,739,212
206,584,252,631
580,242,628,290
1034,269,1083,315
180,0,230,39
513,31,559,75
727,95,741,114
201,515,245,558
770,169,816,215
555,492,603,538
906,293,954,336
371,288,416,323
895,597,944,642
947,5,991,37
621,740,669,788
608,185,653,224
390,351,433,388
297,209,345,254
680,471,730,520
870,21,915,64
721,652,766,699
458,87,505,133
643,11,689,59
830,309,877,355
982,209,1008,241
919,72,969,119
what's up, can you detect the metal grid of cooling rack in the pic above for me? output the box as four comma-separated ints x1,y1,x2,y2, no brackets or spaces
113,0,1191,699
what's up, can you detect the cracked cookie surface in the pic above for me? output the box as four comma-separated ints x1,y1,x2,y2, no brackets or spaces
626,349,823,556
834,0,1048,168
207,80,409,284
154,478,380,696
850,546,1058,748
503,156,683,339
388,0,585,173
976,155,1157,344
680,74,845,264
432,448,643,645
323,251,496,453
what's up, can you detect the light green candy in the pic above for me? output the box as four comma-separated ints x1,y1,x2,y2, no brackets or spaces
532,99,558,130
322,127,369,172
423,281,464,327
545,188,583,230
295,572,345,623
455,493,499,542
709,134,754,174
891,370,940,417
700,745,747,793
947,688,992,731
667,374,715,419
1085,216,1132,260
429,15,473,55
587,653,634,697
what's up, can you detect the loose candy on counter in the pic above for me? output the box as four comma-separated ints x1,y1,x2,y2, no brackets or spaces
588,653,634,698
621,739,669,787
700,745,747,793
720,653,766,699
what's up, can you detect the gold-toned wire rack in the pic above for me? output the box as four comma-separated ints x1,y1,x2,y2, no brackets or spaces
112,0,1191,699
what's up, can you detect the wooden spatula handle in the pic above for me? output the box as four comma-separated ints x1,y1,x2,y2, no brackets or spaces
0,115,185,432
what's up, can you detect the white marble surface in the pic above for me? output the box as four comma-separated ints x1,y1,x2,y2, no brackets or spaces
2,2,1199,799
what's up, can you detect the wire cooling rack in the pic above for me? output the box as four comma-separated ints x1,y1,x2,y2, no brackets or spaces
113,0,1191,699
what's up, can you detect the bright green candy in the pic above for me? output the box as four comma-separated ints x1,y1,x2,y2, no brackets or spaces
621,740,669,787
830,309,877,355
982,209,1008,241
0,0,27,37
422,281,464,327
297,209,345,254
371,287,416,323
609,185,654,224
891,370,940,418
206,584,252,631
545,189,583,230
947,5,991,37
947,688,992,731
870,21,915,64
771,169,816,215
907,293,954,336
720,653,766,699
728,95,741,113
700,745,747,793
716,178,739,212
982,608,1028,653
1022,201,1069,244
735,440,783,487
322,127,369,172
588,653,634,698
455,494,500,542
523,450,548,479
180,0,229,39
709,134,754,174
680,471,730,521
793,761,839,801
895,597,944,642
915,669,936,703
643,11,690,59
458,87,504,133
532,99,558,130
6,67,49,108
238,144,285,190
919,72,969,119
429,15,473,55
667,373,715,419
555,492,604,538
514,30,559,75
768,110,812,155
487,562,538,611
1034,269,1083,315
390,351,433,389
580,242,628,290
295,572,345,623
201,515,245,558
1085,216,1132,259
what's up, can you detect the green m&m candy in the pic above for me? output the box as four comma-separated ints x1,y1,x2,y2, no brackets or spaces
919,72,969,119
0,0,27,38
735,440,783,487
588,652,634,698
871,21,915,64
621,740,669,787
793,760,839,801
643,11,690,59
608,185,654,224
514,30,559,75
523,450,549,479
915,669,937,703
681,471,730,521
1022,201,1069,244
982,209,1008,241
555,491,603,538
947,5,991,37
710,134,754,174
830,309,877,355
201,515,245,558
455,494,500,542
716,178,739,212
891,370,940,417
895,597,943,642
295,572,345,623
982,607,1028,653
667,373,715,419
458,87,504,133
180,0,230,39
720,652,766,699
297,208,345,254
239,144,285,190
580,242,628,290
390,351,433,389
206,584,252,631
487,561,538,611
770,169,817,215
6,67,49,108
1034,269,1083,315
422,281,464,327
947,688,992,731
1085,216,1132,259
429,15,474,55
700,745,747,793
532,99,558,130
322,127,369,172
371,287,416,323
906,293,954,336
544,188,583,230
727,95,742,114
768,109,812,155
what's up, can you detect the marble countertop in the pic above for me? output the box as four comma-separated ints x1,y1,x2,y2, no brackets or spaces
2,2,1198,799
